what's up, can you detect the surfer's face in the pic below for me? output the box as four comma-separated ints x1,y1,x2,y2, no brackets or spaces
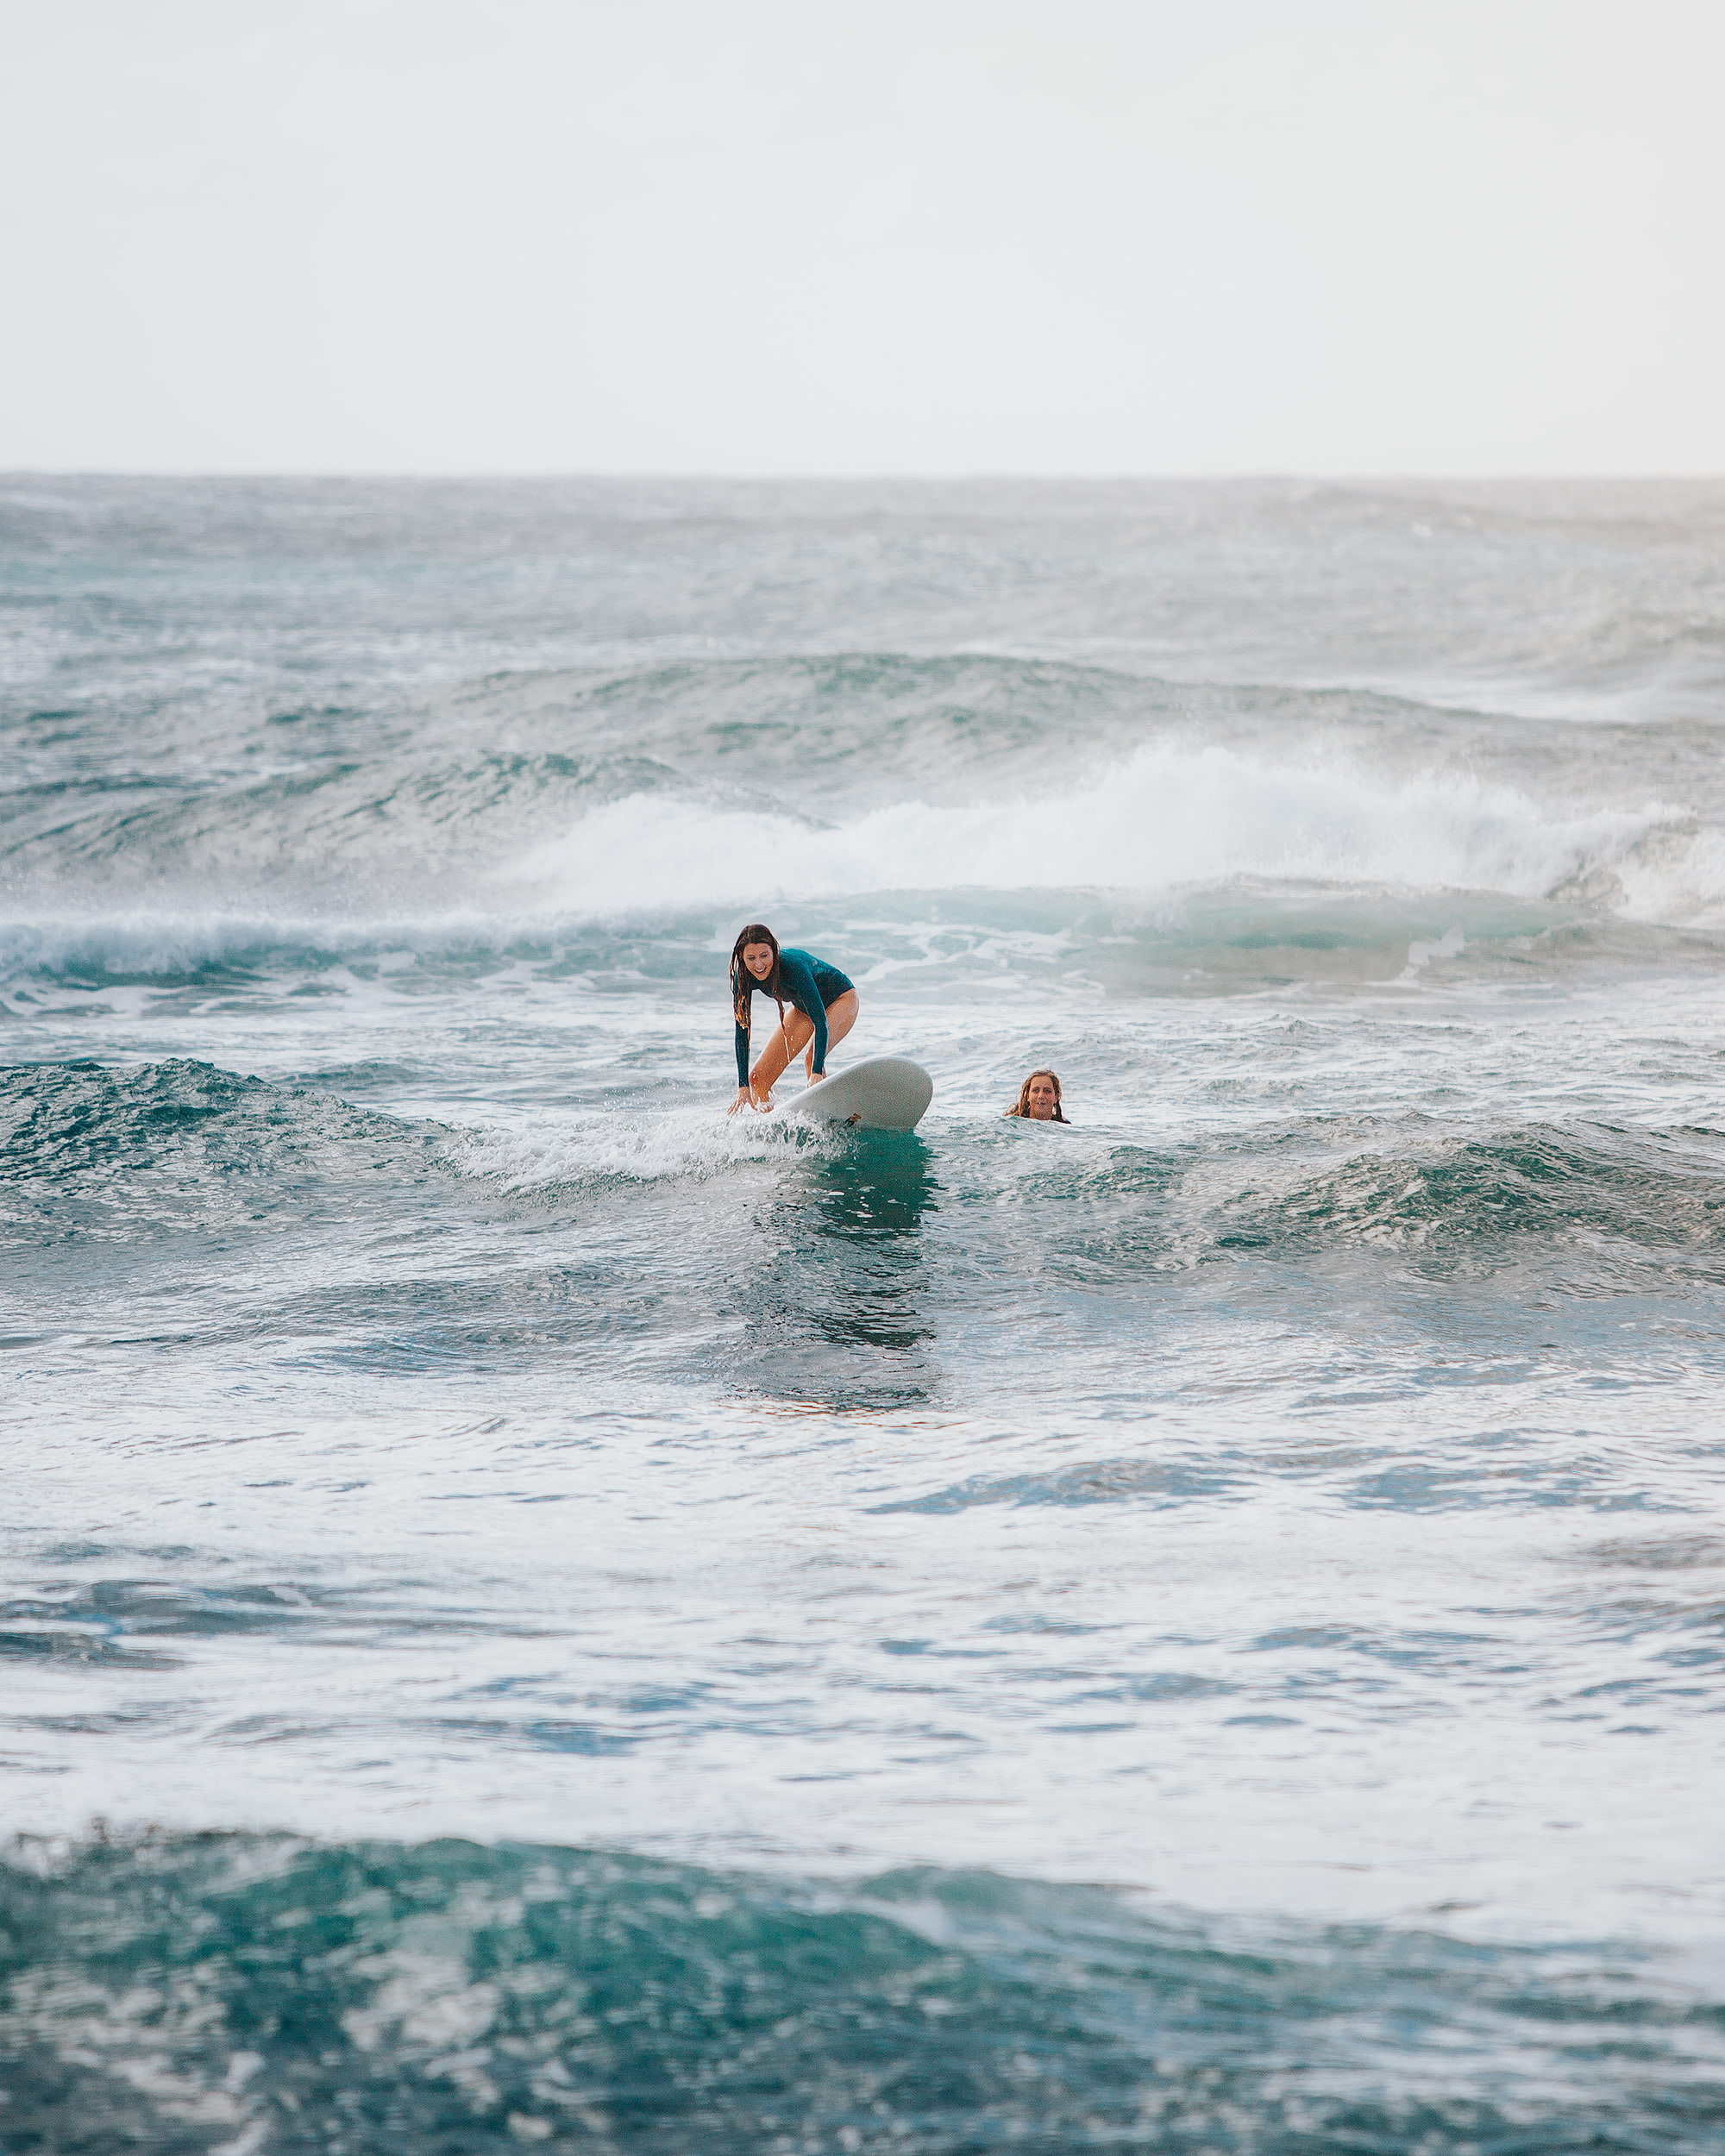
742,942,776,981
1026,1076,1057,1119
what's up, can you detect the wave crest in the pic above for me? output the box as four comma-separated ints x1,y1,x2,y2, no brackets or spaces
503,744,1717,923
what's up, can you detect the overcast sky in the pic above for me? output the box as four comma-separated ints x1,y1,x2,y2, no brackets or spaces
3,0,1722,474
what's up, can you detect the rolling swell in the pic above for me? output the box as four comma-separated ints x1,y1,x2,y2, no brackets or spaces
3,1833,1721,2154
0,1059,450,1244
923,1118,1725,1300
9,1054,1722,1294
1196,1123,1725,1273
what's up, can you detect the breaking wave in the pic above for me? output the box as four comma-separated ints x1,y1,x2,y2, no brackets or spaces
504,743,1718,924
7,744,1725,993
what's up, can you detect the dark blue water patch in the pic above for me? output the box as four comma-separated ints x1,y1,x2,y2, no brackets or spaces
1194,1121,1725,1282
920,1118,1725,1316
0,1581,415,1685
0,931,561,1000
0,1580,325,1651
1250,1623,1499,1666
3,946,290,997
337,1718,645,1761
1,1833,1721,2153
2,1056,347,1168
1585,1534,1725,1573
695,1133,944,1411
285,1059,427,1094
306,1268,681,1374
0,1057,455,1244
1582,1591,1725,1668
492,647,1182,813
874,1454,1239,1515
1075,1671,1236,1705
0,1624,177,1673
1,1056,260,1162
1342,1457,1614,1515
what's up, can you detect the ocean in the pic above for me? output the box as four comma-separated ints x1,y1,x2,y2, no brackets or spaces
3,475,1723,2150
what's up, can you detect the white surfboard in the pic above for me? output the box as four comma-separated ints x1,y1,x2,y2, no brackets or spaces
786,1056,933,1132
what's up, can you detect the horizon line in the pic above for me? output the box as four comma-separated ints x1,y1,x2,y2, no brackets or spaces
5,467,1724,486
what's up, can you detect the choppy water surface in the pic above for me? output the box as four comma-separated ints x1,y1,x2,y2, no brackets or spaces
3,477,1725,2150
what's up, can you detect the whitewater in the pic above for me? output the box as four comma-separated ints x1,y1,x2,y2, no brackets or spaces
4,475,1725,2151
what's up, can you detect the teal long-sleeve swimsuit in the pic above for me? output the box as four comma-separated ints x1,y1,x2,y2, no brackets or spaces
735,949,854,1086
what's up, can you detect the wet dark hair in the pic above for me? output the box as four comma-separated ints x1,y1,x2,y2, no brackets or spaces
731,923,785,1035
1007,1069,1068,1121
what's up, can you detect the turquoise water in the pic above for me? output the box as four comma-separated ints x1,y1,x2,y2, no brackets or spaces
4,477,1725,2148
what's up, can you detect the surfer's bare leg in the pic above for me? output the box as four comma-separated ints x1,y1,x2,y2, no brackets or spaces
750,1013,805,1096
803,989,859,1079
750,991,861,1094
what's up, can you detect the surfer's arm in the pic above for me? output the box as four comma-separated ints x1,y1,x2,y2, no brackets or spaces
735,1016,751,1087
807,998,828,1077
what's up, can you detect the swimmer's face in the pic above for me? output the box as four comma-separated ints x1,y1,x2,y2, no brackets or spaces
742,942,776,981
1026,1075,1058,1119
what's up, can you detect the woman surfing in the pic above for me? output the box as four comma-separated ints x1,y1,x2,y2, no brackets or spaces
727,923,858,1114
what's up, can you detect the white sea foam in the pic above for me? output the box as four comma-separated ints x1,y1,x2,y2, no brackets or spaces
500,744,1717,924
456,1104,833,1190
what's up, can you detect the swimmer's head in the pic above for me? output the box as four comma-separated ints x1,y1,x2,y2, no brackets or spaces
1011,1069,1065,1121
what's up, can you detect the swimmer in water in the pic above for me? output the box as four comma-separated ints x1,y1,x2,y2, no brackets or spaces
727,922,860,1113
1005,1069,1067,1122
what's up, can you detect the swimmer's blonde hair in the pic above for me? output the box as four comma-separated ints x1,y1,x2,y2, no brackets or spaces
1006,1069,1067,1121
